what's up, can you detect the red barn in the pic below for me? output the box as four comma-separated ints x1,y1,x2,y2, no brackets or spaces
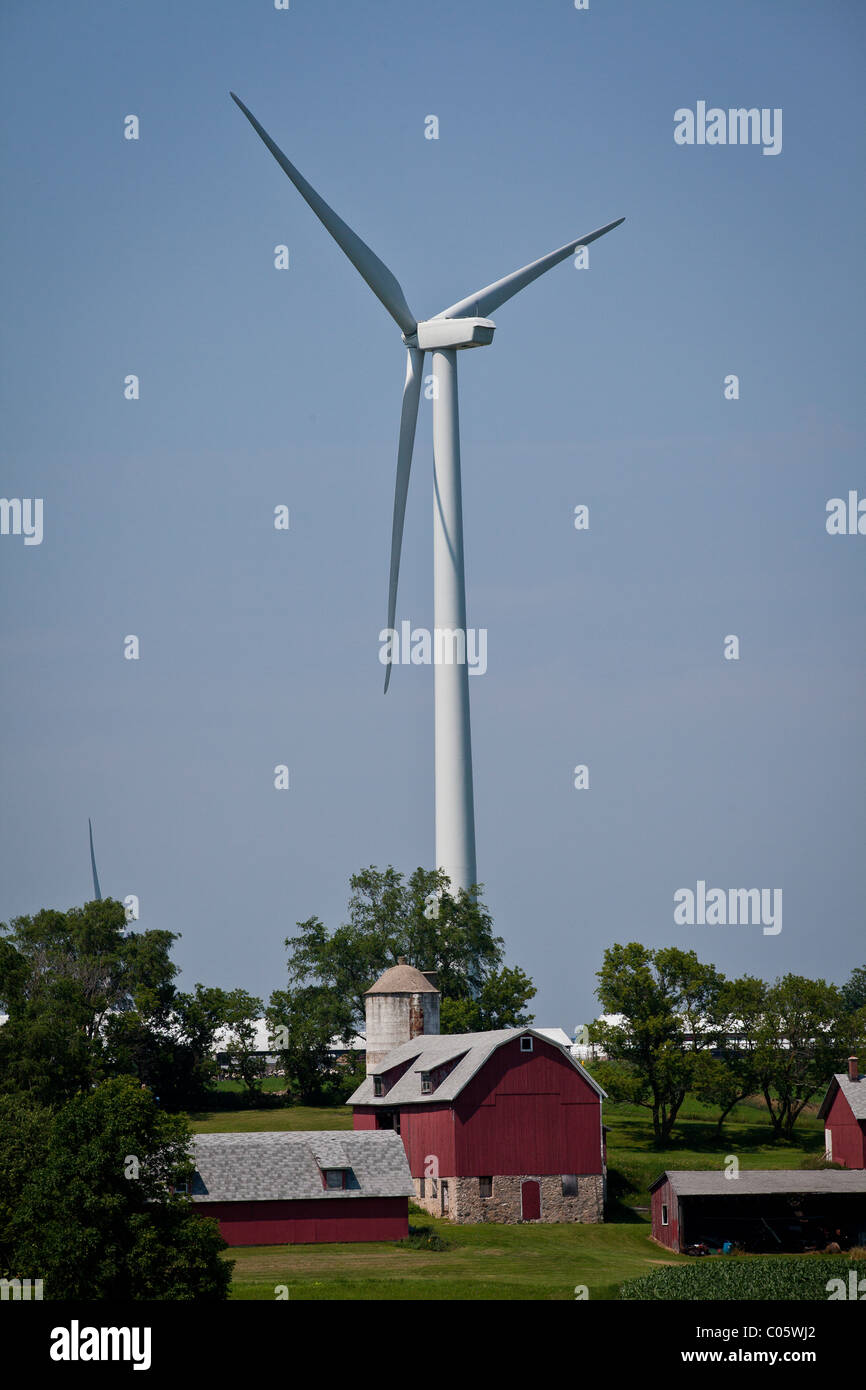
818,1057,866,1169
349,1022,606,1224
189,1130,413,1246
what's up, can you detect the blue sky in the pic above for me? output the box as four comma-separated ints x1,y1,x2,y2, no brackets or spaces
1,0,864,1028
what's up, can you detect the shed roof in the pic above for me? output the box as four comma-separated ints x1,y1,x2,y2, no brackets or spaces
189,1130,414,1204
347,1027,606,1107
818,1074,866,1121
365,961,439,995
649,1169,866,1197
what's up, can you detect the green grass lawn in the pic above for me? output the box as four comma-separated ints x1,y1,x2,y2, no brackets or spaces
211,1077,289,1094
226,1211,684,1301
189,1088,828,1299
190,1104,353,1134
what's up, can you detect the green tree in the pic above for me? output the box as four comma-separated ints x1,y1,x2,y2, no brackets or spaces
103,983,227,1110
266,985,357,1105
272,865,535,1096
0,1093,53,1273
753,974,859,1138
0,901,256,1110
0,1076,232,1299
0,899,177,1104
591,943,724,1142
440,965,537,1032
841,965,866,1015
210,987,267,1093
692,973,767,1134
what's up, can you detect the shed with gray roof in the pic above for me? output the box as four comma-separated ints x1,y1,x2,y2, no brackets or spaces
188,1130,414,1246
650,1168,866,1254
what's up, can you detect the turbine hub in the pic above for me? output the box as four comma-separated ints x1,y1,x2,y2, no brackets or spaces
405,317,496,351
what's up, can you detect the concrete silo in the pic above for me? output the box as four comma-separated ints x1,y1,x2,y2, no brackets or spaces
364,957,440,1072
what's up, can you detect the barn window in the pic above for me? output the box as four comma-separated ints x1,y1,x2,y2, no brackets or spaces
561,1175,578,1197
479,1176,493,1199
421,1072,432,1094
373,1076,384,1097
661,1203,669,1226
324,1169,344,1190
429,1178,438,1199
174,1178,189,1195
419,1178,425,1198
520,1036,533,1052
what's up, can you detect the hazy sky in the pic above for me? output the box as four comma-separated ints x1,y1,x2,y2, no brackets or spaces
1,0,863,1030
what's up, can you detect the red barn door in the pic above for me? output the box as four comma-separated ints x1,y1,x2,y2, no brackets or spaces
521,1180,541,1220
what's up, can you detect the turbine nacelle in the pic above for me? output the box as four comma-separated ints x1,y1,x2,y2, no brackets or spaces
405,317,496,351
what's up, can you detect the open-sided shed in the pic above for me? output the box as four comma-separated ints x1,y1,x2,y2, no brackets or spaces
650,1169,866,1254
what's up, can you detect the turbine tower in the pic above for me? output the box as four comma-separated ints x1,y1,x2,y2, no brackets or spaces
231,94,624,894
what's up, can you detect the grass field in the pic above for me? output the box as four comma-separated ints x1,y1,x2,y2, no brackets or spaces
190,1104,352,1133
188,1089,828,1299
211,1077,289,1094
226,1210,683,1300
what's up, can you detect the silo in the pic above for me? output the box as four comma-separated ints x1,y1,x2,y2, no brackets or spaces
364,957,440,1072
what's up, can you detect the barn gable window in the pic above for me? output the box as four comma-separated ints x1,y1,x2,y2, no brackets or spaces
661,1203,669,1226
421,1072,432,1094
561,1175,578,1197
373,1076,384,1097
324,1169,345,1190
520,1036,533,1053
479,1176,493,1199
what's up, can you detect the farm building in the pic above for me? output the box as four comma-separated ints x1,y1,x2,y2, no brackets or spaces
348,959,606,1224
188,1130,414,1246
211,1018,365,1077
818,1056,866,1169
650,1169,866,1254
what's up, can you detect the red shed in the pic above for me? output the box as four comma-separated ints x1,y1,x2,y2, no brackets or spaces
349,1026,606,1224
650,1169,866,1253
818,1057,866,1169
189,1130,413,1246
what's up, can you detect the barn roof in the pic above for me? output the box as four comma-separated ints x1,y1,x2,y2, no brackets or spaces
649,1169,866,1197
347,1027,606,1106
818,1074,866,1121
189,1130,414,1204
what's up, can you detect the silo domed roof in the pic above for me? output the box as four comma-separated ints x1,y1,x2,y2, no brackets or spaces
365,958,439,995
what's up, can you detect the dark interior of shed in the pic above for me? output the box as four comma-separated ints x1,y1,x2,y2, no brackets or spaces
680,1193,866,1255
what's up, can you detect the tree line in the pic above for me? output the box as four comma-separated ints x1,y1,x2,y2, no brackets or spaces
591,943,866,1143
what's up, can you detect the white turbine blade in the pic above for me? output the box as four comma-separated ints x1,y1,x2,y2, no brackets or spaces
384,347,425,693
231,92,417,336
434,217,625,320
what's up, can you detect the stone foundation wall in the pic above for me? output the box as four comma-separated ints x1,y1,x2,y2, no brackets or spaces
412,1174,604,1224
411,1178,447,1220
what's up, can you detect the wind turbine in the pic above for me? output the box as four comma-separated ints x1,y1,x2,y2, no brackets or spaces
88,817,102,901
231,93,624,895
